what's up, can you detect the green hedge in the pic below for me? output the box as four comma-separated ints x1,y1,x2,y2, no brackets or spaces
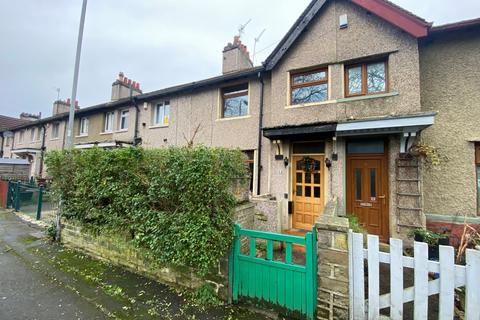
45,146,247,275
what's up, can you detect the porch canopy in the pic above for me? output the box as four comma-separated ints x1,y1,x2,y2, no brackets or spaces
336,112,435,137
263,121,337,140
11,148,42,156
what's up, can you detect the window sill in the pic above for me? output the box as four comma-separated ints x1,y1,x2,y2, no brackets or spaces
149,124,169,129
75,134,88,138
50,138,60,141
100,131,113,135
337,91,398,103
285,100,336,109
115,129,128,133
216,115,251,121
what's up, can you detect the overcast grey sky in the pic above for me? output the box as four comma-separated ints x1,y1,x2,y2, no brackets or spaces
1,0,479,118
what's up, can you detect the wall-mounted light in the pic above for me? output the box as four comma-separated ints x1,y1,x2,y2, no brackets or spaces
283,157,289,167
325,158,332,169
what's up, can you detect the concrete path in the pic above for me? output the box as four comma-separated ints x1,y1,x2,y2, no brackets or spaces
0,210,271,320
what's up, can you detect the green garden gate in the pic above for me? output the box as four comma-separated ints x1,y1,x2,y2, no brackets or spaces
230,224,317,319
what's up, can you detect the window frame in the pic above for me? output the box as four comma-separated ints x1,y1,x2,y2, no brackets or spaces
51,122,60,139
104,111,114,133
290,67,329,105
79,117,89,136
221,84,249,118
119,110,129,130
344,60,388,98
153,101,170,126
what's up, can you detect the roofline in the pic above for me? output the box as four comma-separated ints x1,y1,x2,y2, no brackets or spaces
429,17,480,34
4,66,265,132
264,0,431,71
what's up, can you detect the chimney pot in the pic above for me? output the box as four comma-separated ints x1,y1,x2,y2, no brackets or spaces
128,79,132,85
123,77,128,84
67,98,71,104
132,81,136,87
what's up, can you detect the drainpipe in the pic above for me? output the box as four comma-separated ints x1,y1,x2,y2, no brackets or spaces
131,95,141,146
38,124,47,178
0,133,4,158
256,71,265,196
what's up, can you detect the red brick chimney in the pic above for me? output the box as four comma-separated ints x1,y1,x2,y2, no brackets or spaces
222,36,253,74
111,72,142,101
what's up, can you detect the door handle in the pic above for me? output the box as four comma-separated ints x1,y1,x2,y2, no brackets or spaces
378,195,386,205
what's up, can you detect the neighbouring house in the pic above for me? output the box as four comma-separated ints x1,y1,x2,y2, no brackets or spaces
1,0,479,241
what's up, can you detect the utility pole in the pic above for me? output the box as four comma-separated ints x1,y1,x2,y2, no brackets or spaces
66,0,88,149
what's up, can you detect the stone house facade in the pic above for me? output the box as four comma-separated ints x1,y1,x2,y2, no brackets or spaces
1,0,479,240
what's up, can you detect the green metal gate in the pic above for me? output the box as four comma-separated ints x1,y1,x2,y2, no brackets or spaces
230,224,317,319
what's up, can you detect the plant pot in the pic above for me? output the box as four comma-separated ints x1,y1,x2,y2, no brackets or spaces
438,236,450,246
428,244,440,261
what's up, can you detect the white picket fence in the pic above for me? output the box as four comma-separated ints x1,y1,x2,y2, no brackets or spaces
348,230,480,320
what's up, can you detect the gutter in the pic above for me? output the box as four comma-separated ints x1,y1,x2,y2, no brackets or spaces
256,71,265,196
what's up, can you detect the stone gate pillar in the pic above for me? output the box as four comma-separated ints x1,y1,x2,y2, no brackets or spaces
315,198,350,319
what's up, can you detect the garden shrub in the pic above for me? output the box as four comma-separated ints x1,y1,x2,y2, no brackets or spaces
45,146,247,276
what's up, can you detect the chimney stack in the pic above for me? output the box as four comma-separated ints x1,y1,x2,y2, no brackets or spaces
222,36,253,74
52,99,80,116
19,112,41,121
111,72,142,101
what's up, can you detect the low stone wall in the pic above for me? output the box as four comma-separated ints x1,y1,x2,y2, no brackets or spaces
60,203,257,300
315,198,350,320
251,196,280,233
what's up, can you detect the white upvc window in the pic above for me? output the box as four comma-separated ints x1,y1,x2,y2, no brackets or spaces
79,117,89,136
154,101,170,126
119,110,129,130
51,122,60,139
30,128,35,142
104,112,114,132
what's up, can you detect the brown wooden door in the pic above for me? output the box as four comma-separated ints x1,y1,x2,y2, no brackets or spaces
347,155,389,241
292,155,324,230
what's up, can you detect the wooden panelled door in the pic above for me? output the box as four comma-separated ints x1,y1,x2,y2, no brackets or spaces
292,155,324,230
347,155,389,241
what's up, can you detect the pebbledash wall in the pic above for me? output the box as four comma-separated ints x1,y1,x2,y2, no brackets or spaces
419,25,480,237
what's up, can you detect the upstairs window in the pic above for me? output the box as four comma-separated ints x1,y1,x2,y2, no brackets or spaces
19,130,24,143
221,84,248,118
291,68,328,104
51,122,60,139
345,60,387,97
154,102,170,126
30,128,35,142
79,117,89,135
104,112,114,132
5,136,11,147
119,110,129,130
37,127,42,141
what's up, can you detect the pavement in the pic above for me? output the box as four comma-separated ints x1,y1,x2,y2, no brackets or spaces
0,210,272,320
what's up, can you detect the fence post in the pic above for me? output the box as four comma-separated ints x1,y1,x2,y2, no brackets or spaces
6,181,11,208
36,185,44,220
14,181,20,212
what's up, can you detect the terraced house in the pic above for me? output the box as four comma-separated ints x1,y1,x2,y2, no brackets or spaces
1,0,479,240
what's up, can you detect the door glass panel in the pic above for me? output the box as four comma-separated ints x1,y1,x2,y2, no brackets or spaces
292,142,325,154
296,172,302,183
314,173,320,184
296,185,302,196
355,168,362,200
305,174,311,184
347,140,385,154
314,186,320,198
305,186,311,197
370,169,376,198
313,160,320,170
296,160,303,170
